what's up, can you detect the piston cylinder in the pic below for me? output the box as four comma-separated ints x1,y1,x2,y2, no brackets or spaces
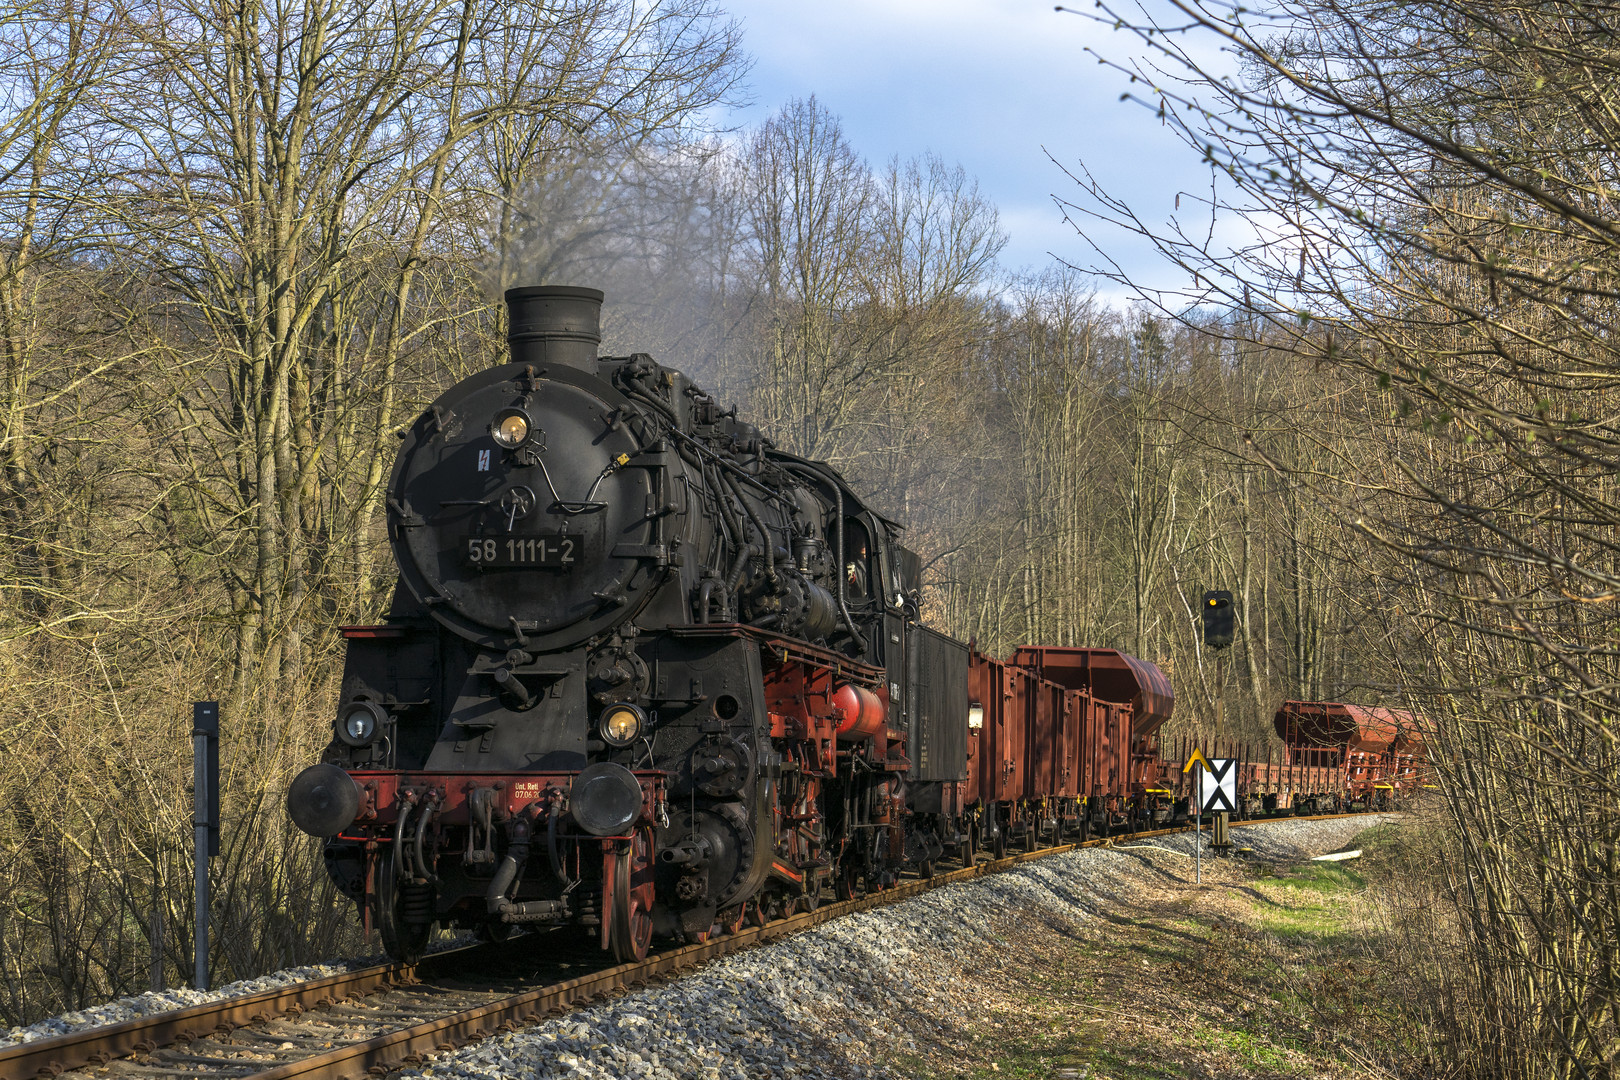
832,684,886,741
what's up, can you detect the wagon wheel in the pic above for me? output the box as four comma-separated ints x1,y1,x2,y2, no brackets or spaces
1020,823,1038,854
836,857,860,901
375,849,434,963
960,824,977,869
720,901,749,935
992,823,1008,861
605,828,655,963
918,859,936,880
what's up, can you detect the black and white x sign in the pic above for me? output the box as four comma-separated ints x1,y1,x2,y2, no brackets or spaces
1198,758,1237,813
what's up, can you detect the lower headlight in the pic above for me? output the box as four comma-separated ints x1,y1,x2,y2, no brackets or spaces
337,701,387,747
598,703,645,747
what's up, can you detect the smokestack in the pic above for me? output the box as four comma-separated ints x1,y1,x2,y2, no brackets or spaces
505,286,604,371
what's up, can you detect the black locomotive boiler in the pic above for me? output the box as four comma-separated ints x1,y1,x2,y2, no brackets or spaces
287,286,978,961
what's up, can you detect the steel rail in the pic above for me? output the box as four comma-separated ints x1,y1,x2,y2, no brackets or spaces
0,950,488,1080
1,809,1384,1080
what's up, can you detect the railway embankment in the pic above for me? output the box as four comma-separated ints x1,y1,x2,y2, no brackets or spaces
0,814,1419,1080
388,815,1413,1080
911,815,1429,1080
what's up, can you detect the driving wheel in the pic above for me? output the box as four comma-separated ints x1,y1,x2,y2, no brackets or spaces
375,849,434,963
720,901,749,935
604,828,655,963
836,857,860,901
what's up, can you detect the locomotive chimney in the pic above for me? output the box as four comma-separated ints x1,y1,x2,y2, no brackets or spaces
504,285,604,371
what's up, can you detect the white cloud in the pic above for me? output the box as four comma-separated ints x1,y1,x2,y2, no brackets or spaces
720,0,1231,297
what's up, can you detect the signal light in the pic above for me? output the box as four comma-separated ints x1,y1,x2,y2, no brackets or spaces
1202,590,1235,648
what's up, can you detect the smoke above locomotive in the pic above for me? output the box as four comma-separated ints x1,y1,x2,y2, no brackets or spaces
285,286,1179,963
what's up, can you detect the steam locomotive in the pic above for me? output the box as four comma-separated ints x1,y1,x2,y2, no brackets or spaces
285,286,1180,963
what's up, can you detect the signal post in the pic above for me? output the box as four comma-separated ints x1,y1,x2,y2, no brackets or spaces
1202,591,1235,852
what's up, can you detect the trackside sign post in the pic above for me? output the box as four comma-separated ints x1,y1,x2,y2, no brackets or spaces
1199,758,1237,813
1182,751,1211,884
1183,754,1238,883
1202,758,1237,851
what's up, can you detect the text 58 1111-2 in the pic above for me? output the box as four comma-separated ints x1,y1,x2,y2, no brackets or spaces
463,535,579,568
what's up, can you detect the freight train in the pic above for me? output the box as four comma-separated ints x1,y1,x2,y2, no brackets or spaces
285,286,1426,963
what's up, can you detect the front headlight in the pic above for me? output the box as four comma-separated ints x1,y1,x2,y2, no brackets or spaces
491,408,532,449
599,703,645,747
337,701,386,747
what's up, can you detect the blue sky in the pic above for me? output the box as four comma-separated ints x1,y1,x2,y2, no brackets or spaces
717,0,1209,297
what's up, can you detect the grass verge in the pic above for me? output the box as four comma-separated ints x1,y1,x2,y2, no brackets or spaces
890,822,1428,1080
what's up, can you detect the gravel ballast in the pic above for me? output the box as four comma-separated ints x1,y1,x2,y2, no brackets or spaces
0,963,366,1049
0,815,1399,1071
0,933,479,1050
397,813,1402,1080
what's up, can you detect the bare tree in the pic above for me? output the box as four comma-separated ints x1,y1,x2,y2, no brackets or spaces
1064,0,1620,1069
731,98,882,462
103,0,745,694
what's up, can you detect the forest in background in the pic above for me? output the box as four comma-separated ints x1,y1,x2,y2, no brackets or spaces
1,0,1611,1075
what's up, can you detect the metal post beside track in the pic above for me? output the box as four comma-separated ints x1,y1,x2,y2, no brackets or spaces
193,701,220,991
1213,652,1231,851
1194,802,1202,884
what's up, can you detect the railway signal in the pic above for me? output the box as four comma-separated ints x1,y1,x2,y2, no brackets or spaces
1202,590,1234,648
1200,591,1236,854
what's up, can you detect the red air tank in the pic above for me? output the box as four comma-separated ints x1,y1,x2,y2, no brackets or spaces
832,684,886,741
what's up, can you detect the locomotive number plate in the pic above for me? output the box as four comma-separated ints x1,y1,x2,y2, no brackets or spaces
463,534,580,568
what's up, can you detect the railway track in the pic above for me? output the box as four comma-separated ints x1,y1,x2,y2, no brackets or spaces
2,810,1382,1080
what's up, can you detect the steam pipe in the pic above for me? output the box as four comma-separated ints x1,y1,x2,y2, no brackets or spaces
729,543,758,598
486,817,532,914
546,794,573,887
692,461,735,610
697,579,733,624
780,462,865,650
724,471,777,585
824,473,868,651
394,793,417,880
706,460,751,586
414,798,438,882
664,425,792,507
